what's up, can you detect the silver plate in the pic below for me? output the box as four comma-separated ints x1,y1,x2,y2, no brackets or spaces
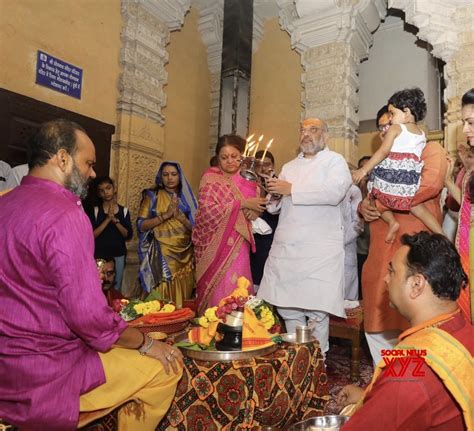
281,333,317,344
288,415,349,430
175,333,278,361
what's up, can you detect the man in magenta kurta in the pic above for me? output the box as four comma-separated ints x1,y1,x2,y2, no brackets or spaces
0,120,183,430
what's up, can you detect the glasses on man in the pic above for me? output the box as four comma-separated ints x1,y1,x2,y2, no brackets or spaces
377,122,391,132
299,126,324,135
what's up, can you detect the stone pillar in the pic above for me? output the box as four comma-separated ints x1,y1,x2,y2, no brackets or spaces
278,0,386,166
444,4,474,156
195,0,268,156
195,0,224,157
390,0,474,156
115,0,190,211
114,0,190,295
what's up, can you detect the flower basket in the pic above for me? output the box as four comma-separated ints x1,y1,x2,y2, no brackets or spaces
118,293,196,335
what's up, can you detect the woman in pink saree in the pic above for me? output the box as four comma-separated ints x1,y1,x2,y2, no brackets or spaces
193,135,268,314
446,88,474,323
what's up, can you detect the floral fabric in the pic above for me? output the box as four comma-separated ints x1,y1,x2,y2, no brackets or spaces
158,341,329,430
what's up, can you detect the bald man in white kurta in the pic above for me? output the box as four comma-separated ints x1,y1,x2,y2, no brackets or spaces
258,119,352,355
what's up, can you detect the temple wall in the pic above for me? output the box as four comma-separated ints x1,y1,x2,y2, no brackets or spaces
249,18,302,172
0,0,121,125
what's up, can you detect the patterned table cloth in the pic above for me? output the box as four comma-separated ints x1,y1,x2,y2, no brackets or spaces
157,341,330,430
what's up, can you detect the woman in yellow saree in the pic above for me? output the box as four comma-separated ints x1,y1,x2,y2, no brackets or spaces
137,162,198,307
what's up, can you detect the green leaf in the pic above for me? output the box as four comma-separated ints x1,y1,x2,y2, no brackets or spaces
271,335,283,344
174,341,215,351
144,291,163,302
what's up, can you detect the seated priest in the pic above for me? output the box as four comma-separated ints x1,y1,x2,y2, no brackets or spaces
0,119,183,431
97,256,125,308
337,232,473,430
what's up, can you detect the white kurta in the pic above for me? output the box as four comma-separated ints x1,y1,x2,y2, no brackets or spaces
258,148,352,318
342,184,363,300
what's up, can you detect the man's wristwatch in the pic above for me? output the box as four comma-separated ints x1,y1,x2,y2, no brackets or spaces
138,334,154,355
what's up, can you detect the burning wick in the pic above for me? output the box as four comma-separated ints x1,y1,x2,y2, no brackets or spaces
260,139,273,162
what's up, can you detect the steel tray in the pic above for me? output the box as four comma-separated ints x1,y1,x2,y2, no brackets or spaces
175,332,278,361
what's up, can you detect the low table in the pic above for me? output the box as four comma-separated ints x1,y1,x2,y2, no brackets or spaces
157,340,330,430
329,303,364,382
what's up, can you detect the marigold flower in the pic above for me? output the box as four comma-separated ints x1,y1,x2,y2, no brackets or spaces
198,316,210,328
161,304,175,313
204,306,218,322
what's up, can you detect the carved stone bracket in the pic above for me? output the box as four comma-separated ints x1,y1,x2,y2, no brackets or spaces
139,0,191,31
389,0,472,61
277,0,385,163
278,0,385,58
390,0,474,153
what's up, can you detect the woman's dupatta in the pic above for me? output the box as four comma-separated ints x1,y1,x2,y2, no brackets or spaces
193,168,255,313
456,173,473,322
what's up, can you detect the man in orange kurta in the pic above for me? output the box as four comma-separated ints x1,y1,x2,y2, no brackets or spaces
360,111,447,365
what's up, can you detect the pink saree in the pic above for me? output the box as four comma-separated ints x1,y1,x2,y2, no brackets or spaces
455,172,473,323
193,167,256,314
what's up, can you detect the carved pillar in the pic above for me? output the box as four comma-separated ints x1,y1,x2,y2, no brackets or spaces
114,0,190,294
278,0,385,165
445,4,474,156
114,0,190,212
195,0,268,156
390,0,474,156
194,0,224,156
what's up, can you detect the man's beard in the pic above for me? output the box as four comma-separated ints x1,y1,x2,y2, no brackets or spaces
65,163,89,199
299,136,324,156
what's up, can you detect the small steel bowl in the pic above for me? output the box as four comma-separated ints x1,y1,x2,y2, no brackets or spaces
288,415,350,430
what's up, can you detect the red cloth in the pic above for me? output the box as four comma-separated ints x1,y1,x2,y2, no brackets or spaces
342,313,473,431
105,288,124,310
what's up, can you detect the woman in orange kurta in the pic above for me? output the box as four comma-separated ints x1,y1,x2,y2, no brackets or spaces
361,142,447,333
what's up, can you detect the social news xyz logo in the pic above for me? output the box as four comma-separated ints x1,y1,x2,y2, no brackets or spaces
380,349,427,377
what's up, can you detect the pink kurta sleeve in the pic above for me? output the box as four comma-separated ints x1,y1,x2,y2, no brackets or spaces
44,209,127,351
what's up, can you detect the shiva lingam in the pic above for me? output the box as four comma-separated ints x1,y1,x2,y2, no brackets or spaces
215,310,244,351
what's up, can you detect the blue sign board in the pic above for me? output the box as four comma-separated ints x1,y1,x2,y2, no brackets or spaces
35,50,83,99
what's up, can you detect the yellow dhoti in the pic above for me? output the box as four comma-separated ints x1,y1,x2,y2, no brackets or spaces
78,347,182,430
